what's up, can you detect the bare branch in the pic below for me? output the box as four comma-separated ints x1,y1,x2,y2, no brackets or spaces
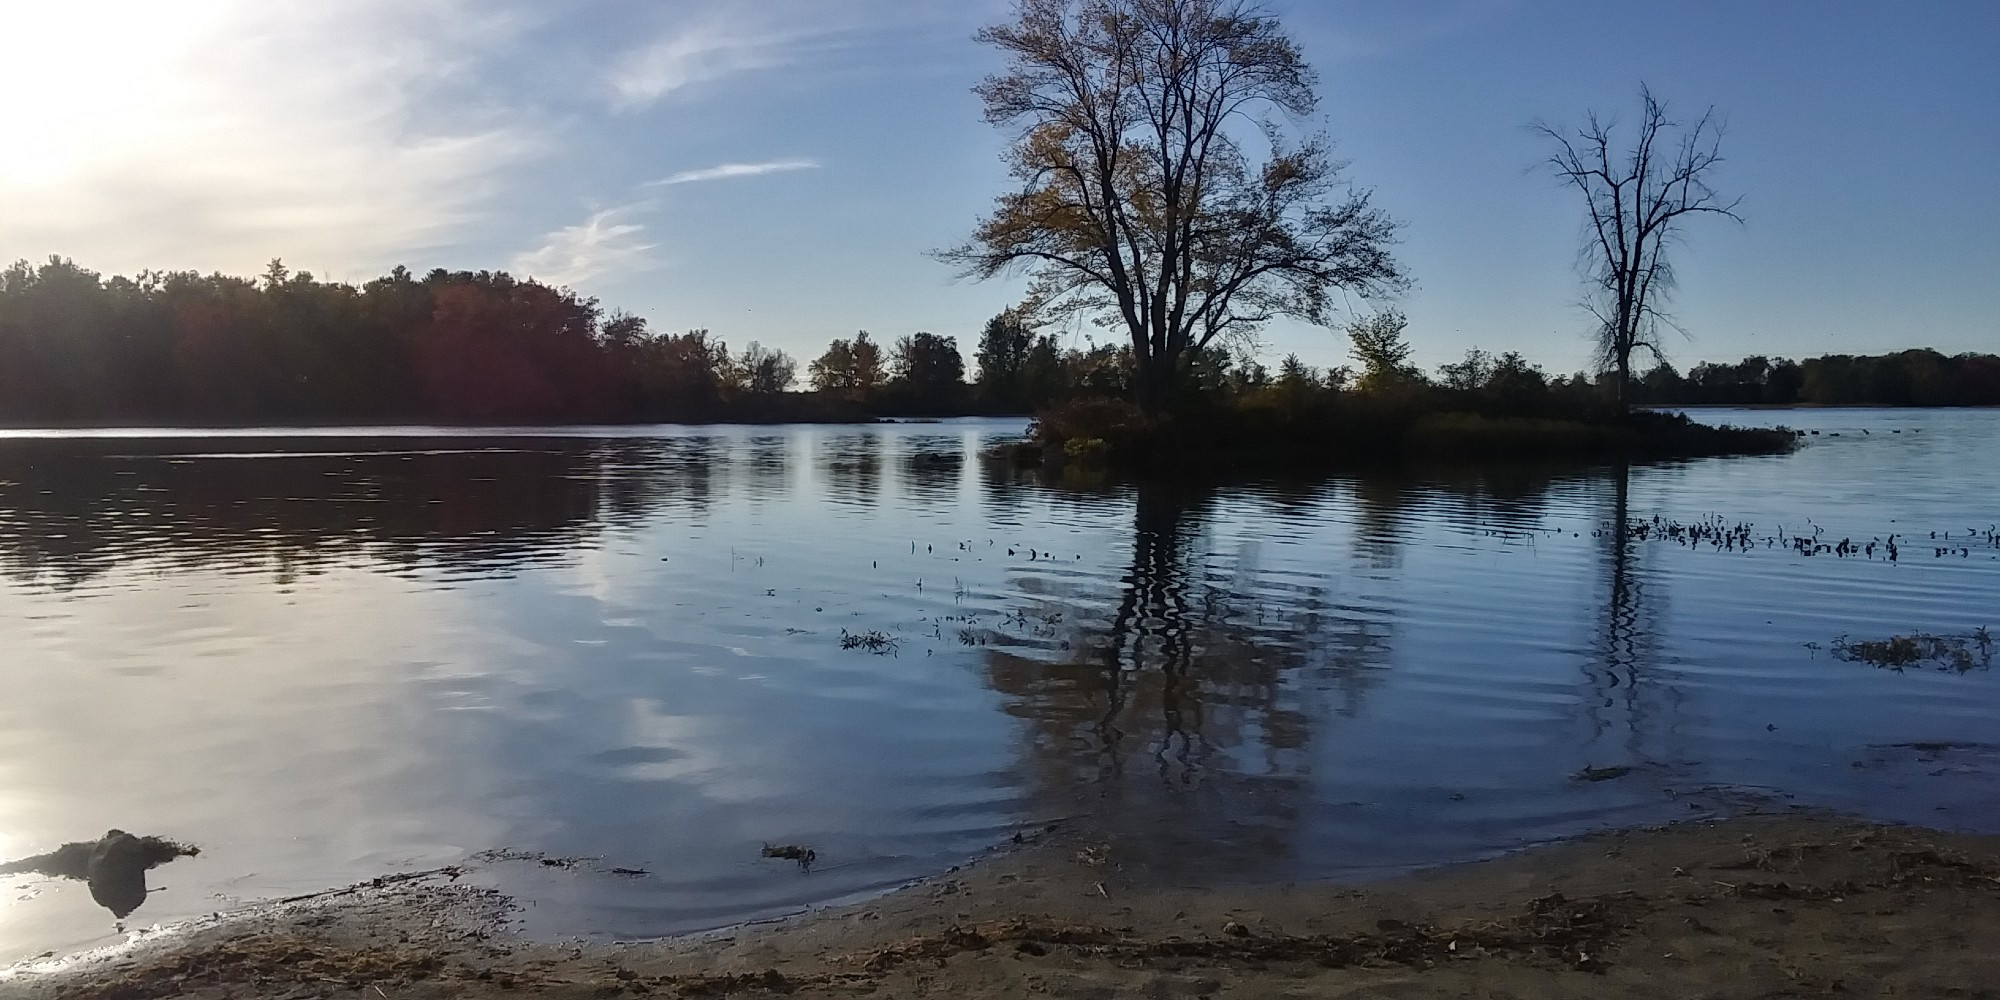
1534,84,1742,408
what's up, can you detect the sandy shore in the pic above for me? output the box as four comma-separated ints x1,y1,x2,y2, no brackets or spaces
8,814,1998,999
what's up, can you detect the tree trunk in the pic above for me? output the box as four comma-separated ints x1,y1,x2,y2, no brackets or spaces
1616,347,1631,415
1134,352,1178,417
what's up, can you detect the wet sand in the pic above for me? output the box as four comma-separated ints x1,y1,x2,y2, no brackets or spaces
8,814,1998,999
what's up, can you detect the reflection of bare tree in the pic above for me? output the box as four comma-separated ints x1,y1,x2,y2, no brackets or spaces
1585,464,1675,757
984,483,1400,874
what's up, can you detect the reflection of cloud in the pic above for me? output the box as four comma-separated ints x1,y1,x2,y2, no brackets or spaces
0,0,536,278
0,566,515,957
511,204,661,289
647,160,819,187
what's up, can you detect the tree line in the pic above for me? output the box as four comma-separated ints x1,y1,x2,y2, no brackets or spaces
0,257,828,424
0,256,990,425
1630,351,2000,407
0,255,1293,426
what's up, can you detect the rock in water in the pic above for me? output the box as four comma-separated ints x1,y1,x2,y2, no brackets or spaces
87,829,151,918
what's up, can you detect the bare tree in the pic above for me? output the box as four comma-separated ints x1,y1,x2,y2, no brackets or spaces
1534,84,1743,410
942,0,1406,414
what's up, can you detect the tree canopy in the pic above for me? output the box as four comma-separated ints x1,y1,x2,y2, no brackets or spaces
807,331,888,399
944,0,1406,413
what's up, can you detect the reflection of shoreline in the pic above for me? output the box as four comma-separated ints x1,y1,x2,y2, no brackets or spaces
0,439,623,588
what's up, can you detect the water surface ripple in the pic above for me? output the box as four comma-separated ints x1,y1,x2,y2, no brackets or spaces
0,410,1994,960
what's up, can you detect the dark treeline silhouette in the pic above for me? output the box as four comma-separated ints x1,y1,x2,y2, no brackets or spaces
1008,309,1797,470
1631,351,2000,407
0,256,875,425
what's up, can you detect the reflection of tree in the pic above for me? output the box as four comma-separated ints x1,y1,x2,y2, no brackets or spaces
596,438,715,523
818,432,882,508
1585,463,1675,757
731,435,790,501
984,483,1400,874
1349,476,1407,570
0,437,714,589
898,435,966,505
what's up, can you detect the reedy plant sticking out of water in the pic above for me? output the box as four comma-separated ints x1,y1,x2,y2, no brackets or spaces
839,629,899,655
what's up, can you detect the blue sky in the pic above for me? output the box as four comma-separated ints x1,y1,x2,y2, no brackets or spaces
2,0,1993,375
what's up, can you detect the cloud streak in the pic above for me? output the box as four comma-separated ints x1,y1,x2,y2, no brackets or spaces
647,160,819,187
607,20,794,109
603,1,976,111
510,204,660,290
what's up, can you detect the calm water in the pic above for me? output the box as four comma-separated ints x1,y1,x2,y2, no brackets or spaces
1,410,1995,962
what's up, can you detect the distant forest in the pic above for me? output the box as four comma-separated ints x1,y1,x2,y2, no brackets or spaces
1,257,1993,426
0,256,1168,425
1630,352,2000,407
0,257,949,424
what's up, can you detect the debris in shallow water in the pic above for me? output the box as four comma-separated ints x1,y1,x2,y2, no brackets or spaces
762,844,817,870
1573,765,1633,782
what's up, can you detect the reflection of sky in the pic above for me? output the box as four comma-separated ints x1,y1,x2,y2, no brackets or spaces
2,413,1998,961
0,566,518,956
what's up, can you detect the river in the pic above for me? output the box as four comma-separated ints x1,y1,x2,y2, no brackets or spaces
0,408,1994,961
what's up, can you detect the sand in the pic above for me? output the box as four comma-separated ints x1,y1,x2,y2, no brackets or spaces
7,814,1998,999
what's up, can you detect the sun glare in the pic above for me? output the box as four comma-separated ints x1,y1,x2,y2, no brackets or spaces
0,0,224,184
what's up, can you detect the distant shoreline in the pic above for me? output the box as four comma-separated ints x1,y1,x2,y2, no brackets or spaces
0,402,1989,435
1657,402,2000,410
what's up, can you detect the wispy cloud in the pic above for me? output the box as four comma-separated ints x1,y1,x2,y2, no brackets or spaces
0,0,538,278
647,160,819,187
607,20,794,109
510,204,660,290
603,1,973,111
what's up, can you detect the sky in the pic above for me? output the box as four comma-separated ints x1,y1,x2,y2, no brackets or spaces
1,0,1994,376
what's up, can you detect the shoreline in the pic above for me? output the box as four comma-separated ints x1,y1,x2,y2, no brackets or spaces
10,812,1997,999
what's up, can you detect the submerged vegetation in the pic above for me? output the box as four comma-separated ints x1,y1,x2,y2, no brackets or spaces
1833,629,1993,674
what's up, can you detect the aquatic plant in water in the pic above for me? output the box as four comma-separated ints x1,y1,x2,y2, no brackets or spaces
839,629,899,655
1832,628,1993,673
